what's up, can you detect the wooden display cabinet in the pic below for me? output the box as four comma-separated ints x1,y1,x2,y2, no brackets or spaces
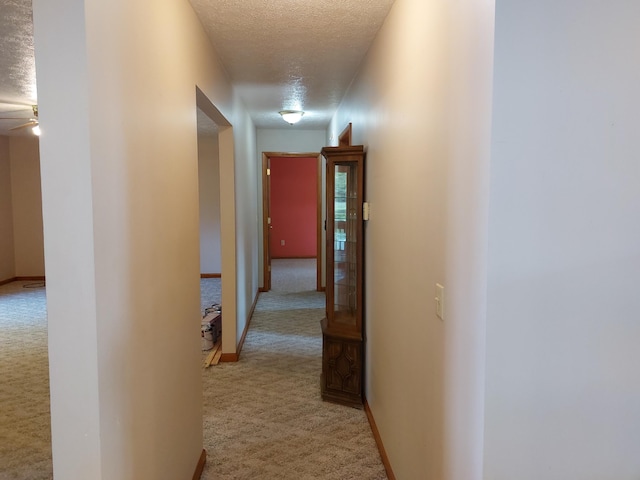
320,145,365,408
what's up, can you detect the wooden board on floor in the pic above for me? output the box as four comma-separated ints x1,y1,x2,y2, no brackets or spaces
203,340,221,368
212,348,223,365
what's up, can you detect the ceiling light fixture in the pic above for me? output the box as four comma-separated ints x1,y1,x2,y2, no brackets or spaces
32,125,41,136
279,110,304,125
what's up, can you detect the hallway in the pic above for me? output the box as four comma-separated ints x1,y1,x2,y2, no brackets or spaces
201,259,386,479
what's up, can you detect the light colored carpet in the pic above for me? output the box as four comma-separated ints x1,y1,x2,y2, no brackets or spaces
200,277,222,313
0,281,51,480
201,259,386,479
0,262,385,479
270,258,317,292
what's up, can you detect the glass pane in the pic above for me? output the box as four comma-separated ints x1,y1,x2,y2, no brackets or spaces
333,164,357,326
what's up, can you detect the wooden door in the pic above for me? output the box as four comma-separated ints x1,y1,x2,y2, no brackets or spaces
262,153,272,291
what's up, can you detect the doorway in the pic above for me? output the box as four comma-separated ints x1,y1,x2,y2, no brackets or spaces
0,135,52,478
196,87,238,357
262,152,322,292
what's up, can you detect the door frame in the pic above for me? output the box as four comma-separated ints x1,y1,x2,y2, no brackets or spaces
196,87,238,357
262,152,323,292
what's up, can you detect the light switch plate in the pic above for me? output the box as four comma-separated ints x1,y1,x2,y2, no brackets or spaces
435,283,444,320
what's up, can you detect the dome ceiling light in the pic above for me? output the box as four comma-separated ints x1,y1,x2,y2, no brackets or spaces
279,110,304,125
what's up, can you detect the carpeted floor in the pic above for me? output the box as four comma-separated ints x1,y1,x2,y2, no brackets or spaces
201,259,386,479
270,257,318,292
0,259,386,479
0,281,51,480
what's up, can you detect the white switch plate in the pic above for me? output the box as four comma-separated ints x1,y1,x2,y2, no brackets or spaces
435,283,444,320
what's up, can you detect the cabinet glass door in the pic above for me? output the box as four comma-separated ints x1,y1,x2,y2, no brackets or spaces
333,163,358,326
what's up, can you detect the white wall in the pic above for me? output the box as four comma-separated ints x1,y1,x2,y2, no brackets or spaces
485,1,640,479
0,135,44,281
10,136,44,276
329,0,495,478
0,136,14,281
256,128,326,287
32,0,256,478
197,126,221,274
231,98,259,346
256,128,326,154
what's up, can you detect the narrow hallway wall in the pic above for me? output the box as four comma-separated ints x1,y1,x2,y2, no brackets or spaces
32,0,257,477
329,0,495,478
197,120,221,275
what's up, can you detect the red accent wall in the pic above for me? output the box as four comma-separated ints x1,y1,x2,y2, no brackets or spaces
270,156,317,258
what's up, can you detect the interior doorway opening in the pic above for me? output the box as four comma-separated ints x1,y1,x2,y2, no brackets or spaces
196,106,222,359
262,152,323,292
195,87,238,357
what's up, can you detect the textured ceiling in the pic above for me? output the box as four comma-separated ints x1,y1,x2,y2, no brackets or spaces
189,0,395,128
0,0,37,135
0,0,395,135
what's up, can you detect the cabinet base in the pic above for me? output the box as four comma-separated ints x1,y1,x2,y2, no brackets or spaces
321,373,363,409
320,326,363,408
